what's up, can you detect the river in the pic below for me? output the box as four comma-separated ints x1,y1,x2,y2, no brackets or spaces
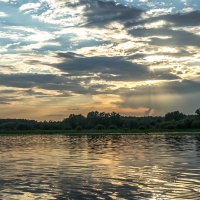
0,134,200,199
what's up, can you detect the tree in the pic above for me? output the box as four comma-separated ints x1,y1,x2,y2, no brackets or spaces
195,108,200,116
86,111,99,128
109,112,122,128
66,114,86,129
165,111,185,121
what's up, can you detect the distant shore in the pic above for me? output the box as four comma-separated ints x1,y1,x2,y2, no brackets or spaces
0,129,200,135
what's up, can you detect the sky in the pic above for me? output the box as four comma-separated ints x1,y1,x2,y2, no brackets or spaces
0,0,200,120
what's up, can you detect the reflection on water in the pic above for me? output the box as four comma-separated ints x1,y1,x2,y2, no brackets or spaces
0,134,200,199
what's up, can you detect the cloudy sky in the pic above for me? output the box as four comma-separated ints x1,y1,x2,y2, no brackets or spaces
0,0,200,120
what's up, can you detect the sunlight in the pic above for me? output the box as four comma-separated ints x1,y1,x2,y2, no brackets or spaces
150,65,171,71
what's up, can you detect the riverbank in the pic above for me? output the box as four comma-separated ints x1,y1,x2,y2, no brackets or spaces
0,129,200,135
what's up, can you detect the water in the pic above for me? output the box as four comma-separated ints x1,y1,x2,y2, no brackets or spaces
0,134,200,200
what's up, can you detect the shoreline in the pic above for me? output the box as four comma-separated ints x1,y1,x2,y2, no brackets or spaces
0,129,200,135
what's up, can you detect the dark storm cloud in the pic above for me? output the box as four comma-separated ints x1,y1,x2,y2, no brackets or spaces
150,29,200,47
81,0,143,27
158,11,200,27
127,10,200,27
69,1,200,50
0,73,114,96
0,74,60,89
55,52,179,81
56,52,149,81
0,62,179,100
0,73,86,94
124,10,200,48
68,1,200,30
64,0,143,27
128,27,200,47
0,88,56,99
24,89,53,97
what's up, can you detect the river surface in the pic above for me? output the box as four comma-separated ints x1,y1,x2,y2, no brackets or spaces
0,134,200,199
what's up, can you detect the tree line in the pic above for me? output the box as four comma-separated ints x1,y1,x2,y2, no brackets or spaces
0,108,200,131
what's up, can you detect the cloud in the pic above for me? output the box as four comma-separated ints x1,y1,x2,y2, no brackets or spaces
19,3,41,12
56,52,180,81
55,52,149,80
0,88,23,104
126,10,200,49
0,73,81,92
82,0,143,27
0,11,8,17
115,79,200,114
149,29,200,47
0,97,13,104
163,11,200,27
0,72,107,97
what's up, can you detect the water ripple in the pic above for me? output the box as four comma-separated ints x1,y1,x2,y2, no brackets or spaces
0,135,200,199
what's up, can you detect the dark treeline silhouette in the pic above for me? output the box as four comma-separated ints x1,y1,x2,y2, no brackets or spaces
0,109,200,132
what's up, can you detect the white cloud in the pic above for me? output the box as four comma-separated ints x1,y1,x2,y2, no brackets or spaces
0,11,8,17
19,3,41,12
146,8,175,17
23,0,86,27
21,41,61,51
0,52,62,75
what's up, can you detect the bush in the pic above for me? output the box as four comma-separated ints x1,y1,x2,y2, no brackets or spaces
176,121,185,129
191,120,200,129
139,126,145,130
76,126,82,131
17,123,29,130
95,124,105,130
109,125,117,129
183,119,192,129
166,125,176,130
159,122,175,129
